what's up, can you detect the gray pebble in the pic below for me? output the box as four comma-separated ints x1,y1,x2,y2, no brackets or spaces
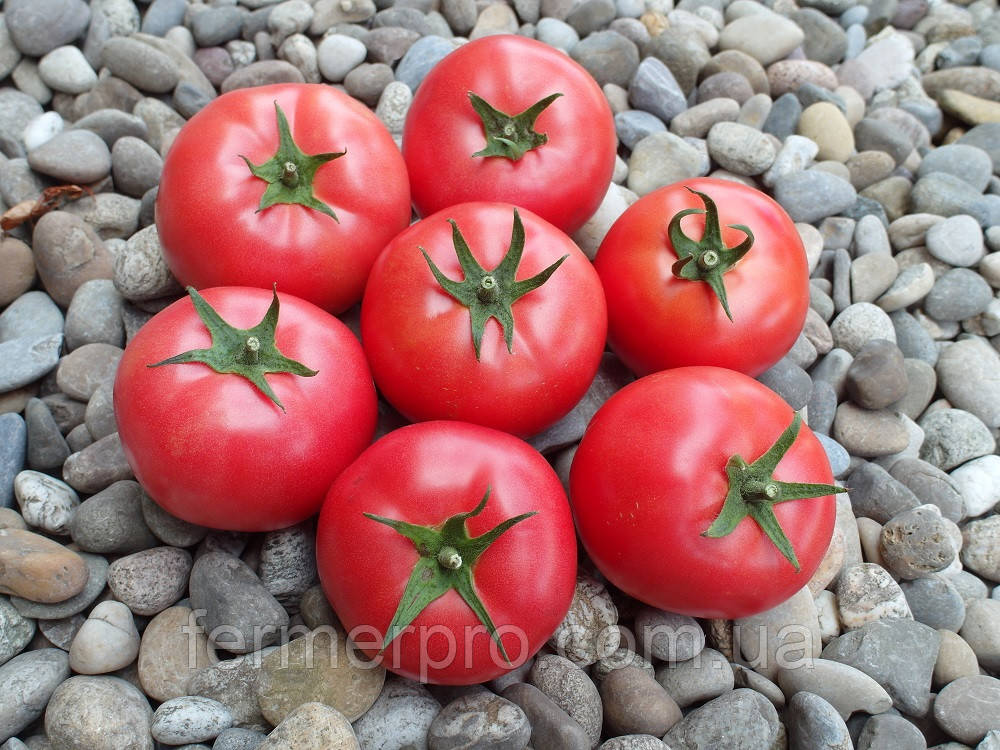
635,608,704,663
919,408,996,471
191,5,246,47
901,574,967,631
570,30,639,88
501,682,591,750
628,56,688,124
807,379,838,435
0,333,64,393
663,689,779,750
63,191,141,240
880,505,956,579
927,215,985,267
0,17,23,81
854,118,912,165
65,279,124,350
937,336,1000,429
141,0,187,35
672,98,741,140
961,515,1000,582
933,675,1000,746
857,713,929,750
316,33,367,83
0,90,43,152
374,80,412,135
70,480,157,554
112,224,182,302
912,173,998,228
0,414,27,509
846,461,921,523
4,0,90,57
352,676,439,750
44,675,153,750
38,45,96,94
343,62,395,108
597,736,665,750
365,27,421,66
84,379,116,441
257,523,316,611
918,143,994,192
27,129,111,183
850,252,898,304
140,492,209,548
108,545,192,616
756,357,812,410
0,291,63,343
762,92,802,141
831,303,896,356
876,263,934,312
845,338,907,410
0,649,70,742
66,423,94,453
221,60,305,93
654,648,734,708
591,648,655,686
614,110,666,150
9,551,107,620
627,131,707,196
785,692,852,750
55,342,122,401
925,269,994,321
111,136,163,199
706,121,775,176
816,433,846,481
0,597,34,668
889,457,964,522
395,35,456,92
811,347,854,399
890,310,938,366
548,575,619,667
698,72,754,106
533,18,578,51
152,696,233,745
212,727,266,750
427,690,529,750
24,400,71,473
565,0,615,36
62,431,133,494
774,170,858,224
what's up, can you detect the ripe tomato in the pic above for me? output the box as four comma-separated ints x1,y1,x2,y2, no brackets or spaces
316,421,577,684
156,83,410,314
570,367,842,619
360,202,607,438
402,35,616,235
594,178,809,377
113,286,376,531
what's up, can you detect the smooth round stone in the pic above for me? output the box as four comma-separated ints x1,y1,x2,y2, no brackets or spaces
24,397,70,472
221,60,305,93
31,211,113,307
671,98,740,140
876,263,934,312
0,528,88,603
138,605,214,703
0,239,36,308
718,12,803,66
770,60,839,99
919,408,996,471
697,71,753,105
591,647,656,686
888,458,963,523
890,310,937,366
924,269,994,321
570,30,639,88
934,628,981,687
936,337,1000,430
38,45,96,94
880,505,956,579
835,562,912,628
70,480,157,554
845,339,907,410
9,551,107,619
600,665,682,737
0,414,27,510
268,0,313,45
373,80,412,136
44,675,153,750
55,342,123,401
735,586,823,680
911,173,997,228
188,655,268,732
615,110,666,150
627,132,707,196
108,546,192,616
0,291,63,343
395,36,458,93
926,215,984,268
69,600,140,674
548,576,620,666
0,598,34,667
776,658,892,719
193,47,235,89
112,224,182,302
27,129,110,184
628,56,687,124
951,454,1000,518
599,736,666,750
654,648,733,708
427,689,528,749
256,702,356,750
533,16,578,51
85,380,115,441
110,136,162,199
959,599,1000,670
4,0,90,57
635,608,704,663
933,675,1000,745
22,110,64,151
706,121,775,176
901,575,966,631
918,143,993,192
63,433,132,494
817,433,851,476
140,493,209,548
501,682,592,749
756,357,812,410
256,627,384,724
65,279,125,350
858,713,927,750
351,676,439,749
13,469,79,534
664,688,779,749
774,170,858,224
316,34,367,83
151,696,233,745
529,654,601,745
785,691,852,749
0,649,70,742
834,402,909,457
62,191,141,241
213,727,268,750
763,92,803,141
73,109,148,149
850,252,898,304
798,102,855,163
343,63,394,108
961,516,1000,581
439,0,476,34
0,332,60,392
830,303,896,356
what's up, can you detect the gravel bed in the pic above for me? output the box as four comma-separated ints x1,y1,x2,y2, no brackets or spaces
1,0,1000,747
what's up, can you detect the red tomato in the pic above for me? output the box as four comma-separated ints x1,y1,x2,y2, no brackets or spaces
361,202,607,437
570,367,840,619
156,83,410,314
594,178,809,377
402,35,616,235
316,421,577,684
113,286,376,531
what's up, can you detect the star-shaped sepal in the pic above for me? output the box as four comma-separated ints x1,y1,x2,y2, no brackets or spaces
147,286,317,412
702,413,847,570
420,209,566,360
365,487,537,663
240,101,345,221
669,187,755,321
469,91,562,161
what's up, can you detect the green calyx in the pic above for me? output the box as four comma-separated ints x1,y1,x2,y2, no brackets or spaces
469,91,562,161
240,101,345,221
365,487,536,663
148,286,317,412
669,187,754,321
421,208,566,360
702,413,847,571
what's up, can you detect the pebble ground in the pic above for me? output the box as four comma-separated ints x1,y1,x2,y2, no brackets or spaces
0,0,999,747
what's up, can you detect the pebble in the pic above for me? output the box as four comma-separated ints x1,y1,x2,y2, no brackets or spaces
0,648,70,743
501,682,592,750
4,0,90,57
845,339,907,410
799,102,855,163
634,608,704,663
140,492,209,548
934,629,981,687
0,598,34,667
426,689,529,750
0,291,63,343
919,408,996,471
890,310,938,366
136,605,214,703
13,469,78,534
774,170,858,224
8,551,107,619
735,586,822,680
615,110,666,150
64,279,124,351
0,415,27,509
851,251,898,303
30,210,113,307
63,191,141,240
601,665,681,737
256,702,358,750
25,396,70,470
38,46,96,95
598,736,665,750
187,652,268,732
663,688,780,749
530,654,602,745
69,480,153,553
933,675,1000,745
785,691,853,750
151,696,233,746
901,575,967,631
718,12,804,66
0,528,88,603
0,334,63,393
56,342,122,403
213,728,268,750
68,600,140,674
925,215,985,268
44,675,153,750
548,575,620,667
627,131,707,196
112,224,182,302
889,458,964,522
833,402,910,457
591,647,655,686
835,562,913,628
762,134,819,189
107,545,190,617
821,618,939,716
706,121,775,176
0,239,36,308
875,263,934,311
776,658,892,719
919,143,994,192
937,337,1000,430
880,505,956,579
960,515,1000,581
628,57,688,124
951,455,1000,517
925,269,994,321
858,713,930,750
571,30,639,89
654,647,734,708
912,173,998,228
351,676,439,750
317,34,367,83
110,136,163,199
27,128,111,184
221,60,305,93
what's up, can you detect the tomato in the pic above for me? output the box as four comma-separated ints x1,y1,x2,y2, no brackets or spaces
569,367,842,619
402,35,616,235
360,202,607,438
156,83,410,314
316,421,577,684
594,178,809,377
113,286,377,531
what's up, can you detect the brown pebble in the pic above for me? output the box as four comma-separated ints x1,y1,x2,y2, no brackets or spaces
0,237,36,306
0,528,89,603
600,665,682,737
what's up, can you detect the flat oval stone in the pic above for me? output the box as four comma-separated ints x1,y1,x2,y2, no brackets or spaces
845,338,907,410
901,575,967,631
834,403,909,457
427,690,529,750
663,688,780,749
602,664,682,737
31,210,113,308
936,337,1000,430
0,334,63,392
0,290,63,343
100,37,179,94
777,658,892,719
706,121,776,176
919,408,996,471
925,268,994,321
13,469,79,534
0,528,88,603
835,562,912,628
4,0,90,57
256,702,357,750
70,480,157,554
62,431,133,494
785,692,852,750
654,648,734,708
44,675,153,750
27,129,111,184
933,675,1000,745
138,605,215,703
0,648,70,742
501,682,592,750
9,551,108,619
108,545,191,616
151,696,233,745
55,342,123,401
530,654,602,745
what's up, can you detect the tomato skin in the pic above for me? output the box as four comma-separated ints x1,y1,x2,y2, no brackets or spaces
316,421,577,684
594,178,809,377
113,287,377,532
569,367,836,619
360,202,607,438
156,83,410,314
402,35,616,235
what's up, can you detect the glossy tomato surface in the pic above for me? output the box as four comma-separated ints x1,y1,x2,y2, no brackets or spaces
316,421,577,684
570,367,837,619
156,83,410,313
361,202,607,437
114,287,377,531
403,35,616,234
594,178,809,377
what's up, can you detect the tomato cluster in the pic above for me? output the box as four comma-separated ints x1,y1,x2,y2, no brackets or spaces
115,34,842,685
